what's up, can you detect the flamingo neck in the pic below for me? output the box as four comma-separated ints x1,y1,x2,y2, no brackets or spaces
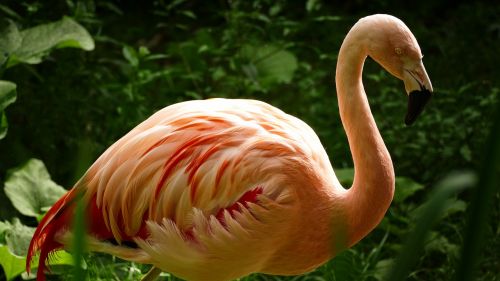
335,28,395,247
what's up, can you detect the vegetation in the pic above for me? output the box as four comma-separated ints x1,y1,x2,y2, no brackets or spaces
0,0,498,280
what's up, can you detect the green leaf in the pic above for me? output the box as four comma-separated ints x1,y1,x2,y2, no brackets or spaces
330,249,360,280
27,250,76,273
460,145,472,161
4,159,67,217
0,245,25,281
181,10,196,19
0,81,16,111
0,243,75,281
138,46,150,57
393,177,424,203
424,232,459,257
241,44,298,87
0,80,17,139
6,16,94,68
122,45,139,67
441,198,467,218
0,221,11,242
5,218,36,256
0,20,21,67
306,0,321,12
373,259,394,281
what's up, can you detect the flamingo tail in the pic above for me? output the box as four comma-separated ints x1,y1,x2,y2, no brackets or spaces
26,189,78,281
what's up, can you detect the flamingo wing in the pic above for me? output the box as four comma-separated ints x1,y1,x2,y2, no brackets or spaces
28,98,336,281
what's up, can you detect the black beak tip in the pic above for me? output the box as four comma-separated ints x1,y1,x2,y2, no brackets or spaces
405,89,432,126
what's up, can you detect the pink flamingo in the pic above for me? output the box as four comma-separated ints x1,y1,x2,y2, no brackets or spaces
27,14,433,281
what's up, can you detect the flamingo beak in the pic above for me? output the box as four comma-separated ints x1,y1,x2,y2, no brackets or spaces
403,62,433,126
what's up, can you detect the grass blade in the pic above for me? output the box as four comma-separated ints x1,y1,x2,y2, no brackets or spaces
72,139,93,281
455,99,500,281
386,172,476,281
72,193,87,281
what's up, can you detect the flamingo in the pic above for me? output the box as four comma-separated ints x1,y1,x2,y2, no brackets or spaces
27,14,433,281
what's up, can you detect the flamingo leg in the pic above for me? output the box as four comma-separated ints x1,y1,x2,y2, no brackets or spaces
140,266,162,281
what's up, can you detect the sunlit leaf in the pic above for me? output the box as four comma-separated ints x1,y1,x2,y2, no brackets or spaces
28,250,77,271
0,245,25,281
4,159,67,217
6,17,94,68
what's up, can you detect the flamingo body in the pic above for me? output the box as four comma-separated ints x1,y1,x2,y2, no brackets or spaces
27,14,433,281
28,99,344,281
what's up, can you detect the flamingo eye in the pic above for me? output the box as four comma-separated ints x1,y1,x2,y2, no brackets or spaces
395,47,403,55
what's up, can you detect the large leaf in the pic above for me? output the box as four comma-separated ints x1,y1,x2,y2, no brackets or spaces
4,218,36,256
0,80,17,139
4,159,67,217
241,44,298,87
4,16,94,68
0,245,25,281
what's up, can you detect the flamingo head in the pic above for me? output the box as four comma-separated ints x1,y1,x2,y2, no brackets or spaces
358,14,433,125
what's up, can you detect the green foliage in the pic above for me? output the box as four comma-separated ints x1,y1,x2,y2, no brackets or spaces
4,159,66,218
1,16,94,68
392,177,424,204
0,81,16,139
0,243,75,281
0,161,76,281
240,44,298,88
456,89,500,281
386,173,476,281
0,15,94,141
72,195,87,281
0,0,498,280
0,246,24,281
3,218,35,256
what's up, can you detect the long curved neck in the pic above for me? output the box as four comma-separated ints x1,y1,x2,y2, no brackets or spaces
335,28,395,247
